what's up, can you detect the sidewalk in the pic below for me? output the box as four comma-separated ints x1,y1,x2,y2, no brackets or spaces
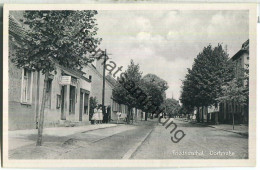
208,124,248,137
9,124,117,151
175,118,248,137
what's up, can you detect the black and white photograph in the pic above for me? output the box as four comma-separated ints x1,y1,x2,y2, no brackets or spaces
2,3,257,168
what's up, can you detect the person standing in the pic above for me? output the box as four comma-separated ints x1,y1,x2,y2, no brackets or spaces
107,105,111,123
103,106,108,123
116,111,122,124
98,105,103,124
92,107,99,124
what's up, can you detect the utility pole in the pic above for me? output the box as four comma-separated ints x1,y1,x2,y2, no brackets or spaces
102,49,107,119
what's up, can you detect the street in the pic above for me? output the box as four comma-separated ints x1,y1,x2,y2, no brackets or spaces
133,119,248,159
9,119,248,159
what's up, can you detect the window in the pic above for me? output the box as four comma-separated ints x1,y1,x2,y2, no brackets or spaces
21,68,33,104
69,85,76,114
45,79,52,108
56,94,61,109
112,100,118,112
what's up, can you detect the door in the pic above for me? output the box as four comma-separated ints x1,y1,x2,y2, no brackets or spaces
84,93,89,114
69,85,76,114
79,92,83,121
61,86,66,120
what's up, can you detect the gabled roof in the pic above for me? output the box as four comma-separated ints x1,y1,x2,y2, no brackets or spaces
231,39,249,61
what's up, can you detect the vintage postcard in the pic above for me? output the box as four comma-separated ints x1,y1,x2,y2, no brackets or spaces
2,3,257,168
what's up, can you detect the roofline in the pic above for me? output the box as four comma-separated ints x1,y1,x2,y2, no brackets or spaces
55,61,91,83
231,49,249,61
87,64,115,88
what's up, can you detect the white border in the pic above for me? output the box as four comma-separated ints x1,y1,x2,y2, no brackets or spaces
2,3,257,168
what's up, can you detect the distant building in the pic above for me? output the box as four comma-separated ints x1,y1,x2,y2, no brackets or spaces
82,59,129,122
232,39,249,86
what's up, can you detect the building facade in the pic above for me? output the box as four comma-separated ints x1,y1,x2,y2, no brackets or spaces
9,59,92,130
83,59,131,122
9,15,92,130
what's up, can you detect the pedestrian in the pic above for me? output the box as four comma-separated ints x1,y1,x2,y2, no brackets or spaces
91,107,99,124
103,106,108,123
97,105,103,124
107,105,111,123
159,112,163,124
116,111,121,124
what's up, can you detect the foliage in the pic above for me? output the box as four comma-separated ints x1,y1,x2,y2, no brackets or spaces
9,10,102,145
217,78,247,105
90,96,98,110
142,74,168,92
138,74,168,113
113,61,168,116
178,104,194,115
162,98,181,116
180,44,233,109
113,60,143,108
10,10,101,74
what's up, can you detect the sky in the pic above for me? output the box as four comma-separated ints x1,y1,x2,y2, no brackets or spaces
95,10,249,100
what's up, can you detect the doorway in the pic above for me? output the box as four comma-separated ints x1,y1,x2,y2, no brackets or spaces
69,85,76,114
79,92,83,121
61,86,66,120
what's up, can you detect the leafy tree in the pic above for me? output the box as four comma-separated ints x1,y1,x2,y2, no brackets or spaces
243,64,249,121
217,78,247,129
113,60,143,123
113,62,169,122
162,98,181,117
139,80,164,117
180,44,232,123
139,74,168,117
178,104,194,118
142,74,168,92
10,11,101,145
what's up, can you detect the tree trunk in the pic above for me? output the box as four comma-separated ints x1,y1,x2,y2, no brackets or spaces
232,112,235,130
131,109,133,124
36,71,49,146
35,71,40,129
196,107,200,123
127,107,130,124
135,108,138,122
145,112,148,121
206,106,209,123
201,107,204,123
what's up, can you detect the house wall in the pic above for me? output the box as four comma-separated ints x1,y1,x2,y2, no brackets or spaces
9,61,92,130
8,60,37,130
234,52,249,84
83,65,113,107
8,13,92,130
37,67,92,126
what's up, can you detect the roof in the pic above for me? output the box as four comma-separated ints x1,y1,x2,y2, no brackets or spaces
105,74,118,87
87,64,115,89
9,15,29,43
231,39,249,61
